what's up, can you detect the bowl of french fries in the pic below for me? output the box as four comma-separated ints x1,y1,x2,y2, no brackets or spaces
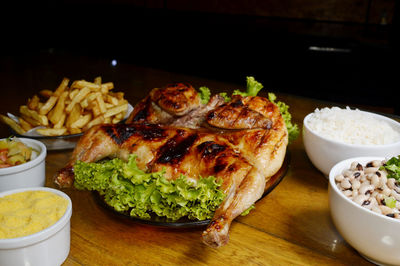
0,77,132,150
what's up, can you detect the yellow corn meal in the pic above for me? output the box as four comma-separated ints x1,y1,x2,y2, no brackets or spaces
0,190,69,239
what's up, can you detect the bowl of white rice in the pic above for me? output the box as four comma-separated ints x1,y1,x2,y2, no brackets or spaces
303,106,400,176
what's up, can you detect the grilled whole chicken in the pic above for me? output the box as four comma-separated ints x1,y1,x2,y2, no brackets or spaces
55,83,288,248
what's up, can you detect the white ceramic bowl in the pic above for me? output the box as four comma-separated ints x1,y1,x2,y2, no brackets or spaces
329,156,400,265
303,110,400,177
0,187,72,266
0,138,47,192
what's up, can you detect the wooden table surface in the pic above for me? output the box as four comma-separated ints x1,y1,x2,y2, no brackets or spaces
1,52,397,265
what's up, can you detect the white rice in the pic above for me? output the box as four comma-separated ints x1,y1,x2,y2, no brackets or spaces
307,106,400,145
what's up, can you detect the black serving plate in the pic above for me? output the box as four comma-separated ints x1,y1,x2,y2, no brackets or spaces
93,151,290,228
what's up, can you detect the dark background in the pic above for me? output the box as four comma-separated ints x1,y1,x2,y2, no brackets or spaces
2,0,398,114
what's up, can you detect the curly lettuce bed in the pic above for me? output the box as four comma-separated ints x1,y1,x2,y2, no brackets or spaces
74,155,226,221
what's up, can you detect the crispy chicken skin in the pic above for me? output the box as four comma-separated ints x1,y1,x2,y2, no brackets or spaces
149,83,201,116
206,97,272,129
126,83,202,124
55,84,288,248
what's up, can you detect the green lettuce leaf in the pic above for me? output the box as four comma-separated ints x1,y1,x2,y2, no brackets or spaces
74,155,226,221
218,92,231,102
384,196,397,209
267,92,299,143
380,155,400,180
233,76,263,97
198,86,211,104
240,204,255,216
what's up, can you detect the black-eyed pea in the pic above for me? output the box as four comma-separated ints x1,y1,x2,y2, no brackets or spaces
362,198,373,210
352,179,361,190
343,190,352,197
359,184,374,195
387,178,396,189
379,174,387,188
335,174,344,182
366,173,373,180
379,205,393,215
372,205,382,214
343,170,353,178
370,197,379,207
352,189,359,198
371,174,380,187
340,178,352,190
391,190,400,201
376,193,384,204
382,187,392,197
365,167,379,174
354,194,369,205
350,161,359,171
371,160,383,167
353,171,362,180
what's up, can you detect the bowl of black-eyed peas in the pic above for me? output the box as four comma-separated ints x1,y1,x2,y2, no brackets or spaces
329,155,400,265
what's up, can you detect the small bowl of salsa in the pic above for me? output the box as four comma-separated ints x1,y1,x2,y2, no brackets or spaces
0,137,46,192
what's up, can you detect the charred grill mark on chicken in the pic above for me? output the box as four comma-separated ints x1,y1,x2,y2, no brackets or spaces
130,97,152,122
197,141,227,158
155,132,198,165
104,123,167,145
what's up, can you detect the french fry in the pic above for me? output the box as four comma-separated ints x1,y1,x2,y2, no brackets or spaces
83,115,104,131
20,105,48,126
105,103,114,109
91,101,101,117
20,115,41,127
39,89,53,98
18,117,33,131
100,82,114,94
66,104,81,128
53,113,66,129
86,92,98,103
109,92,124,100
96,93,107,114
94,76,102,85
112,117,122,124
104,102,128,118
80,98,89,109
71,113,92,129
69,128,82,135
39,96,58,115
68,89,79,100
65,87,91,113
114,112,124,120
27,95,40,110
36,128,67,136
53,77,69,96
0,115,25,134
48,91,68,125
106,95,119,105
71,80,101,91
